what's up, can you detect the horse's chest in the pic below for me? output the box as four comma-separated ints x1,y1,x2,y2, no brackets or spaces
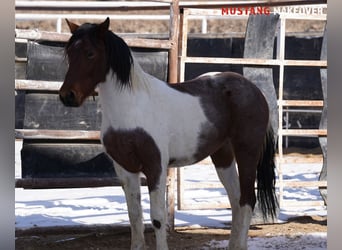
102,126,161,173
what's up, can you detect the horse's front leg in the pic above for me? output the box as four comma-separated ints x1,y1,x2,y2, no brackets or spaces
146,165,169,250
114,163,146,250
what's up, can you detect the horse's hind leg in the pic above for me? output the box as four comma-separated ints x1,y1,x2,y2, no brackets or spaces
229,129,266,250
114,163,146,250
212,142,250,250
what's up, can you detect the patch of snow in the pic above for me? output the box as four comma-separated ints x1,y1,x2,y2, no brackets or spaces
202,233,327,250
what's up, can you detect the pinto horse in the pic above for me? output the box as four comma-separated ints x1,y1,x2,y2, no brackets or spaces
59,18,278,250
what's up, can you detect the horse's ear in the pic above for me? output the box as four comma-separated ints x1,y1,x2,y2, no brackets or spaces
101,17,110,30
66,19,79,34
98,17,110,36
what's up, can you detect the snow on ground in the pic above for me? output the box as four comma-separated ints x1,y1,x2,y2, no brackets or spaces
15,141,327,249
203,233,327,250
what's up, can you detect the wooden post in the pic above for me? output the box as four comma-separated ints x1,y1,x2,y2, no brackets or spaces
176,7,186,211
168,0,179,83
166,0,179,232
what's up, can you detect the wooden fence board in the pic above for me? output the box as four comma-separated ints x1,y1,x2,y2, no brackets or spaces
15,29,173,49
16,129,100,140
281,129,327,136
15,79,62,91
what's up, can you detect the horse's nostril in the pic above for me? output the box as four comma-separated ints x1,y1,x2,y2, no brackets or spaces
60,90,79,107
67,90,75,101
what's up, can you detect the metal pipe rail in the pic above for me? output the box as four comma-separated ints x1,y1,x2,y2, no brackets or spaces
15,1,327,34
177,5,327,211
15,0,327,11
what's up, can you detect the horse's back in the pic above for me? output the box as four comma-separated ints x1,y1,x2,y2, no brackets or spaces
174,72,265,101
171,71,269,123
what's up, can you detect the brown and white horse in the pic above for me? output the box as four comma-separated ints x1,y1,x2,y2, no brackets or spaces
59,18,278,250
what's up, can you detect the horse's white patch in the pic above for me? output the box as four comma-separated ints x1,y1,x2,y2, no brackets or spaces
216,161,240,209
113,165,146,249
98,58,209,166
229,204,253,250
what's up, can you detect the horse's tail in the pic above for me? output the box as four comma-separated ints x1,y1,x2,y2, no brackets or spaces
256,124,278,220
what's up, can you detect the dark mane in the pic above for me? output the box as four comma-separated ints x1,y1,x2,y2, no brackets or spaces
65,23,133,87
104,31,133,87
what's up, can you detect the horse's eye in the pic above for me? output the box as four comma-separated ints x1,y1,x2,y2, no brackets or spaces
87,51,95,59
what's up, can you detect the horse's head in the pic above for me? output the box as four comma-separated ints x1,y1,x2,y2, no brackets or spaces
59,18,110,107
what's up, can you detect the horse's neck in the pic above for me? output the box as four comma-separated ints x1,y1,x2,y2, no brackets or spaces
130,58,151,90
97,57,166,127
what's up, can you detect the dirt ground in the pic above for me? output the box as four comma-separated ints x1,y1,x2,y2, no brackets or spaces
15,215,326,250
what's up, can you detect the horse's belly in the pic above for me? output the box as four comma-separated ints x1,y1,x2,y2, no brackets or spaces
168,140,218,167
167,121,225,167
168,132,201,167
